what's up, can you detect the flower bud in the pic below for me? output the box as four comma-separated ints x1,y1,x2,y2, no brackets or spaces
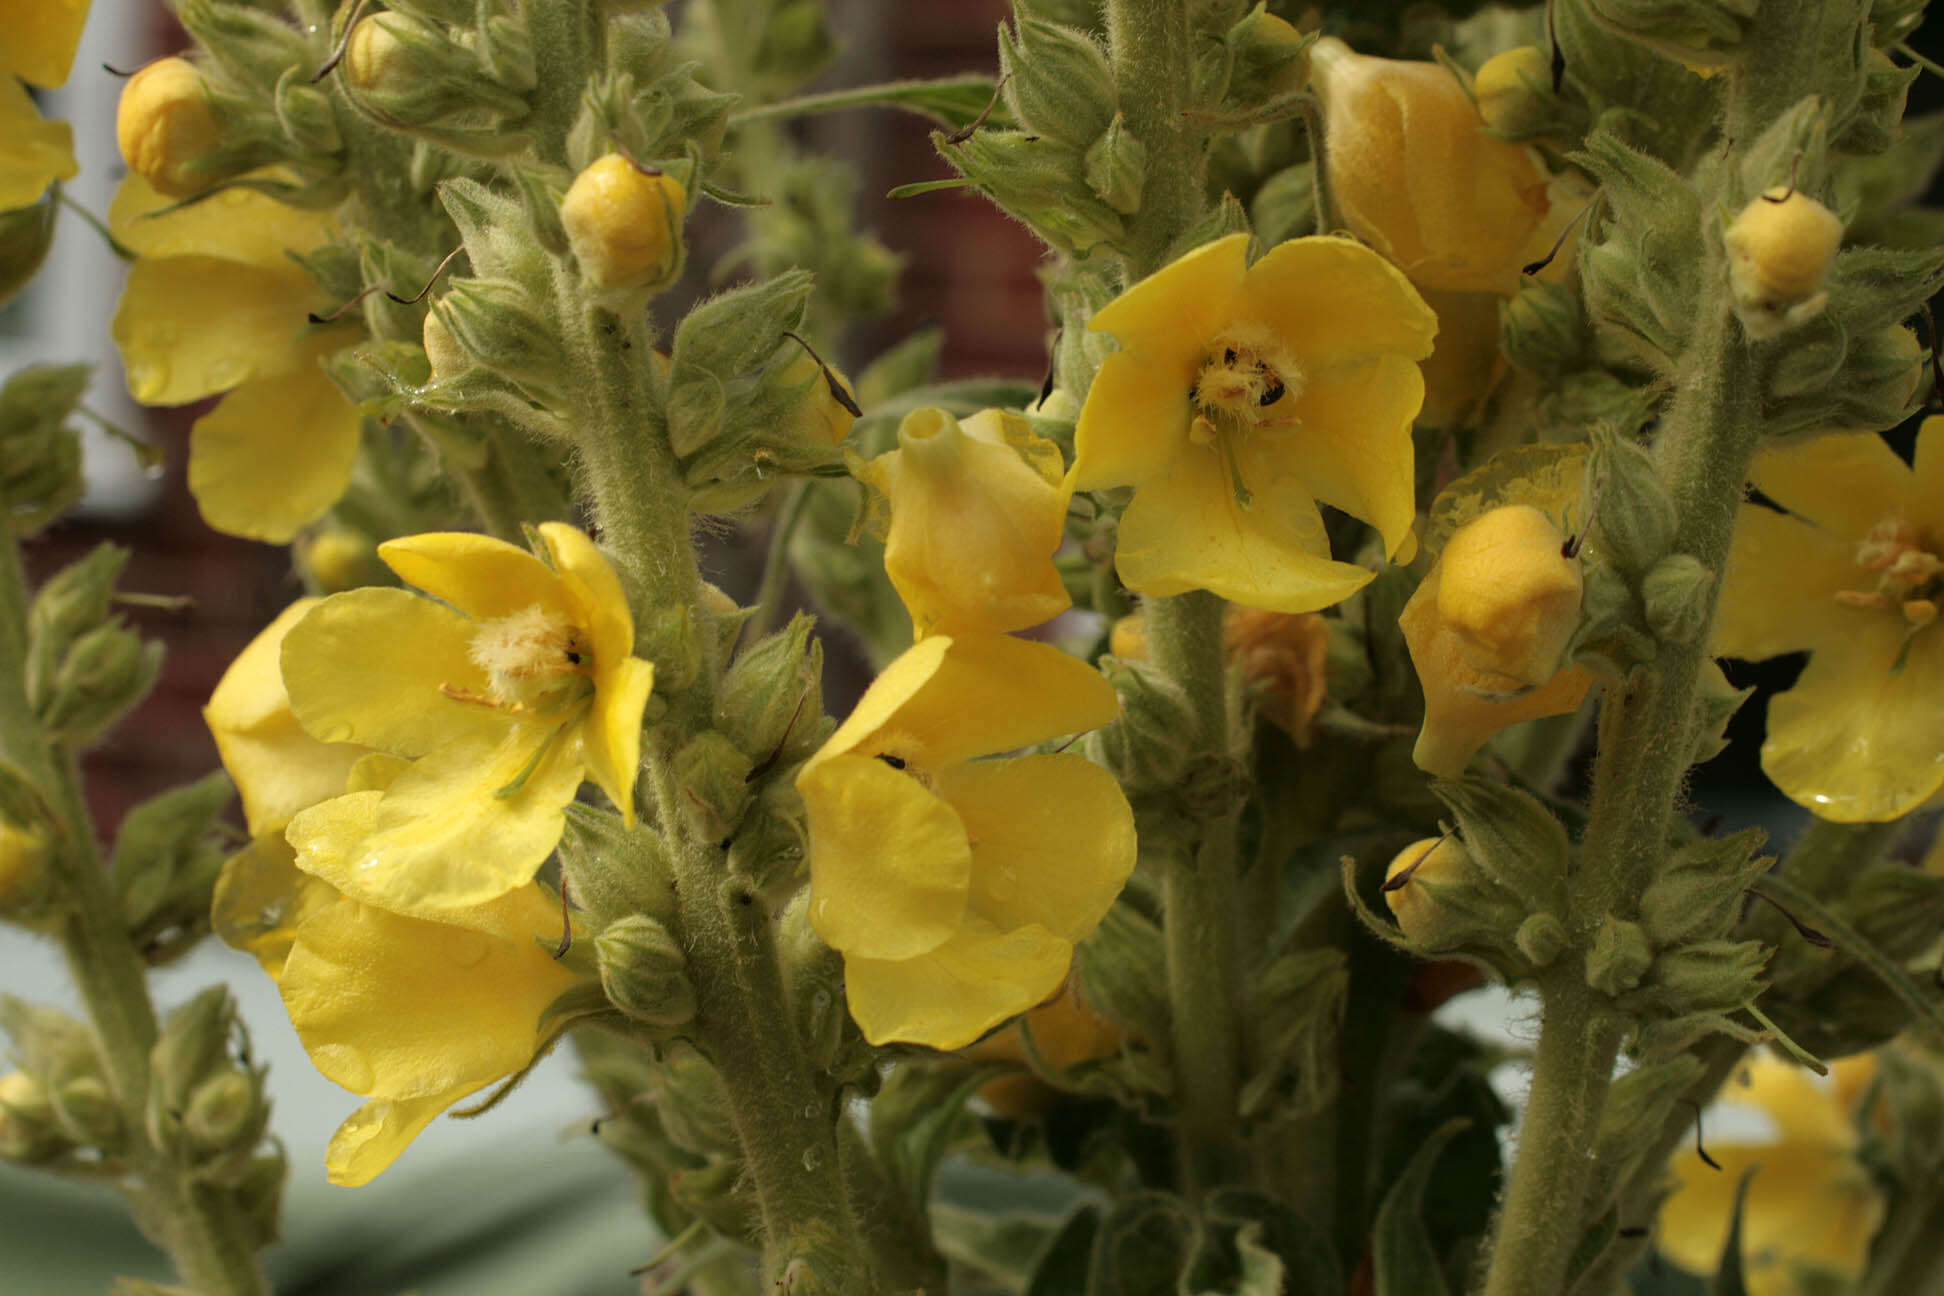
0,1071,67,1163
182,1070,259,1158
1500,280,1587,377
1587,429,1677,576
1226,608,1330,745
561,154,686,302
420,306,469,384
773,352,858,449
556,804,679,932
298,528,383,594
0,821,47,919
596,915,696,1029
1436,505,1583,689
672,731,754,843
1083,113,1147,215
853,407,1070,636
273,74,341,156
116,58,223,200
776,890,863,1077
1514,911,1569,966
428,278,564,400
53,1074,120,1147
967,981,1124,1117
1310,37,1558,295
717,615,824,768
1473,46,1552,136
997,17,1115,151
654,1047,741,1157
1382,836,1522,953
341,12,531,136
0,360,88,538
1227,11,1311,101
1641,552,1714,644
1585,915,1653,995
1725,190,1844,341
1083,656,1198,797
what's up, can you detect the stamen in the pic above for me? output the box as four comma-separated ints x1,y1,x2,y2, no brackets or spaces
1834,589,1893,611
1905,599,1938,629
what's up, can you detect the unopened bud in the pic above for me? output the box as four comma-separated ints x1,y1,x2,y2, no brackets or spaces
596,915,696,1029
1514,911,1568,966
1725,190,1844,341
1501,280,1587,376
1472,46,1551,135
116,58,223,200
1084,656,1197,797
774,351,858,449
1382,836,1522,953
429,278,564,397
0,821,49,919
0,1071,65,1163
299,528,382,594
1228,11,1311,101
672,731,754,843
1437,506,1583,688
717,615,824,768
1641,553,1714,644
1585,915,1653,995
345,17,414,96
182,1070,257,1156
421,307,469,384
561,154,686,301
1588,430,1678,575
53,1074,120,1146
273,75,340,155
1083,113,1147,215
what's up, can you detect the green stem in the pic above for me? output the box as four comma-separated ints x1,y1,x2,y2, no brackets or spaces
1483,106,1774,1296
1,542,266,1295
1147,589,1247,1195
1104,0,1205,279
648,757,880,1291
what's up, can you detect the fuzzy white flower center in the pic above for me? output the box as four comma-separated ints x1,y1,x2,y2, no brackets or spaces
1187,326,1306,510
468,606,591,711
1837,517,1943,638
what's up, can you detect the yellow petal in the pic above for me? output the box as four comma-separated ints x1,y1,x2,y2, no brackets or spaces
282,588,507,758
942,753,1136,944
1726,1056,1856,1149
205,598,369,835
188,349,362,543
286,729,586,913
1115,436,1374,611
1749,431,1911,541
539,522,636,663
1088,233,1249,357
108,172,338,271
810,634,1120,773
113,255,318,405
1275,351,1426,557
584,655,653,826
325,1095,453,1188
842,917,1074,1049
1416,289,1508,427
2,0,90,88
1071,350,1196,491
276,882,583,1184
799,751,971,960
378,531,576,626
0,78,76,209
1235,235,1439,370
211,831,331,977
1761,617,1944,821
1656,1143,1883,1293
1713,505,1860,661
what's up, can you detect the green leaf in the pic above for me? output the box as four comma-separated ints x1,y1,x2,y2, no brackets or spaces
868,1060,995,1215
1204,1189,1343,1296
887,177,981,200
1373,1118,1471,1296
1088,1193,1199,1296
1754,872,1944,1045
1025,1204,1099,1296
1711,1170,1759,1296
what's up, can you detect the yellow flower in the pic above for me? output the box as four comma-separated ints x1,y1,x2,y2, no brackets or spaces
0,0,88,213
1715,420,1944,821
1657,1054,1885,1295
1072,233,1436,612
797,634,1135,1049
852,407,1071,637
109,174,362,543
214,831,584,1186
1309,38,1568,297
281,524,655,912
1402,504,1594,777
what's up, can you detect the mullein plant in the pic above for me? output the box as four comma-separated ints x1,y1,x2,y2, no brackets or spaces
6,0,1944,1293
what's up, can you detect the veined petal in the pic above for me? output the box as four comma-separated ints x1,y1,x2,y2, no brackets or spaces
3,0,90,88
1761,619,1944,822
283,587,506,758
286,728,586,912
188,346,362,543
584,655,653,825
1714,505,1859,661
1116,437,1374,612
0,78,75,209
1235,235,1438,369
1071,350,1195,491
277,882,583,1184
1088,233,1249,356
1749,431,1911,541
941,753,1136,944
841,917,1074,1049
113,255,318,405
1275,351,1426,556
108,172,338,271
378,532,576,625
540,522,636,663
799,752,970,960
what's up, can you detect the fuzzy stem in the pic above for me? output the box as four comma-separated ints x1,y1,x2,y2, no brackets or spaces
0,541,267,1295
1104,0,1204,280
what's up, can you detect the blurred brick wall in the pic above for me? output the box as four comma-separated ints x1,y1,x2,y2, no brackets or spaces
26,4,1037,834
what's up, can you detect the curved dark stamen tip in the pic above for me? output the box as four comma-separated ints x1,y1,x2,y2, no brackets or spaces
1039,328,1060,405
102,62,138,77
877,753,907,770
386,244,466,305
1523,193,1595,277
552,879,574,959
308,282,384,325
1546,0,1565,92
781,330,862,414
1381,831,1452,892
1258,379,1285,407
1745,886,1835,949
944,71,1009,146
1681,1099,1722,1170
1761,154,1804,203
310,0,372,83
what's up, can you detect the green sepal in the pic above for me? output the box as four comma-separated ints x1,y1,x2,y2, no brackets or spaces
1372,1117,1469,1296
110,770,233,966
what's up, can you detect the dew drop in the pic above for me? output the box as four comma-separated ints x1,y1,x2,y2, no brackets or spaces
801,1146,822,1172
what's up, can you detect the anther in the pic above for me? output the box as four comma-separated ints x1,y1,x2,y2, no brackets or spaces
1681,1100,1722,1170
386,245,466,305
1258,377,1286,406
781,330,863,416
944,72,1009,146
877,753,907,770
